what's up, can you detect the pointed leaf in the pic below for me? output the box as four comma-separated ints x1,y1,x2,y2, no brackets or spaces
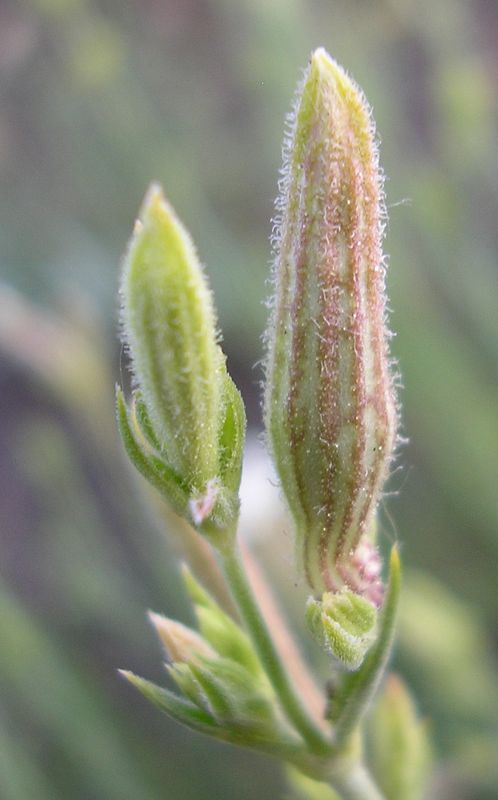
133,391,162,452
218,373,246,493
116,386,189,514
166,663,211,712
188,662,234,720
191,656,277,731
182,566,262,677
330,547,402,743
120,670,216,733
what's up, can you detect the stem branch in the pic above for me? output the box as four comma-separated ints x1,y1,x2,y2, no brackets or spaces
221,546,331,756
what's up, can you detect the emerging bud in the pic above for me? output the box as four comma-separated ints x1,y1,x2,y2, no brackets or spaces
118,185,245,540
148,611,215,663
264,48,398,597
125,576,284,747
306,589,377,671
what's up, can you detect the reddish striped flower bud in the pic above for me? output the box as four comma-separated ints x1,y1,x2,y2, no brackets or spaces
264,48,398,601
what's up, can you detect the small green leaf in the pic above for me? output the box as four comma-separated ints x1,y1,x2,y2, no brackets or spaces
182,566,262,677
181,563,214,608
218,373,246,494
191,657,277,729
195,605,262,678
121,669,302,757
166,662,211,712
188,661,235,721
116,386,189,515
133,391,161,452
119,670,216,733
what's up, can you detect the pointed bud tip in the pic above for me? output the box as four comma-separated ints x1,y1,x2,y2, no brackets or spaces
310,46,338,75
147,609,166,628
147,611,215,663
131,182,185,263
389,545,401,574
139,182,166,220
309,47,354,96
134,183,184,244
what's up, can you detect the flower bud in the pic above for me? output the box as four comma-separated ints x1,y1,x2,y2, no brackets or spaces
122,185,223,482
264,48,397,597
118,185,245,539
126,577,284,747
148,611,215,663
306,589,377,671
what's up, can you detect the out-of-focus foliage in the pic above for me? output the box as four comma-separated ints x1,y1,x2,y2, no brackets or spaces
0,1,496,798
367,674,432,800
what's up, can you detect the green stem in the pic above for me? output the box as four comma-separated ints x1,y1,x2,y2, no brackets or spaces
330,763,385,800
286,759,385,800
221,546,332,756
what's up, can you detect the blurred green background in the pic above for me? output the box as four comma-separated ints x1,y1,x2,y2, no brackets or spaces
0,0,497,798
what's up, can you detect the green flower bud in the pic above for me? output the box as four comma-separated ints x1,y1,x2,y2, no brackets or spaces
132,577,283,745
264,48,398,597
118,184,245,540
306,589,377,671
